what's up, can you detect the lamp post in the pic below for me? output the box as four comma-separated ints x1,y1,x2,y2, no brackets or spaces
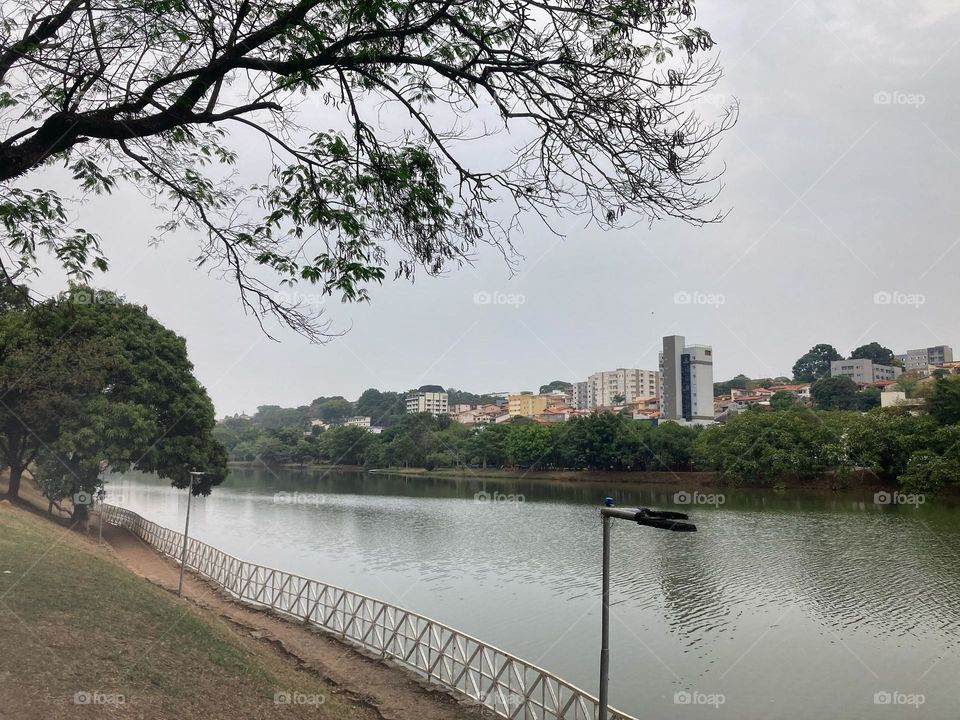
598,498,696,720
178,471,205,598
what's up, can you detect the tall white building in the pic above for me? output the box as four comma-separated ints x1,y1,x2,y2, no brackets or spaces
659,336,714,426
586,368,659,408
405,385,449,416
569,381,589,410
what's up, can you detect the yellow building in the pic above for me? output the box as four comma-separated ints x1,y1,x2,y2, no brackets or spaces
508,393,551,417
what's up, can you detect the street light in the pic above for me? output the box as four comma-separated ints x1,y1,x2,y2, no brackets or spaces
598,497,696,720
178,470,205,598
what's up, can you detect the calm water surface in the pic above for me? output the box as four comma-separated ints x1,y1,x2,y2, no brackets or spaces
108,468,960,719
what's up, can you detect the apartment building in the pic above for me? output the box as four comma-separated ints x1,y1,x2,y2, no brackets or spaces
507,393,564,417
585,368,659,408
405,385,449,416
659,335,714,426
569,381,589,410
830,359,902,384
896,346,954,374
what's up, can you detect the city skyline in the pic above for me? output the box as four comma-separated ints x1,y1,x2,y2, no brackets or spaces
23,0,960,417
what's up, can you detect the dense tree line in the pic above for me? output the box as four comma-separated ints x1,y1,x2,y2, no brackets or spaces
220,376,960,495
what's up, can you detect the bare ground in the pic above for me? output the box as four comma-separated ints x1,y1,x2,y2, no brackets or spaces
0,473,492,720
98,521,492,720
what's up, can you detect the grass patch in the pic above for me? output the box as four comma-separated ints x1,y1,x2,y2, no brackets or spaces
0,504,372,719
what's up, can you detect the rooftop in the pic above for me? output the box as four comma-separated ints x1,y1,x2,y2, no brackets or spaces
415,384,446,393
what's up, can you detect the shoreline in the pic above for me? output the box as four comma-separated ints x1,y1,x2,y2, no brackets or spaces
226,462,898,492
368,466,892,491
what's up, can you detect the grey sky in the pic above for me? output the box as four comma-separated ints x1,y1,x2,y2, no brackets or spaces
29,0,960,416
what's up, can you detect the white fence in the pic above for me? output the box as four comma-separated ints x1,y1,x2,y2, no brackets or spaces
101,504,636,720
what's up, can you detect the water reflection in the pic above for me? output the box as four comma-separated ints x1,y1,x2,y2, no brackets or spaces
106,468,960,719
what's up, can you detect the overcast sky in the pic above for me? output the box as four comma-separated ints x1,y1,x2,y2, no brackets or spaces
28,0,960,416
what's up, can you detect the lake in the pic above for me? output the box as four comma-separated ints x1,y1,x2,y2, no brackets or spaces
106,468,960,719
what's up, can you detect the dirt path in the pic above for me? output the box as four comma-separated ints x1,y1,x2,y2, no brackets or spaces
99,522,491,720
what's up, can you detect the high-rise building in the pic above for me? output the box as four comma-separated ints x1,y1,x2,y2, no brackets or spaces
659,336,714,425
568,381,589,409
405,385,449,416
585,368,659,408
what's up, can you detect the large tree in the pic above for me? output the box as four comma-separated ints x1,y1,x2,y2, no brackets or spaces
792,344,842,382
928,374,960,426
849,342,898,367
1,287,227,505
810,375,859,411
0,0,733,337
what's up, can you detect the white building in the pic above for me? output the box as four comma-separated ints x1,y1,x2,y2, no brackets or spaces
830,359,902,384
659,335,714,426
405,385,449,416
569,381,589,410
584,368,659,408
344,416,371,428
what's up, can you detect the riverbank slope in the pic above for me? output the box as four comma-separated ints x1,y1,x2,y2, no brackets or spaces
0,477,490,720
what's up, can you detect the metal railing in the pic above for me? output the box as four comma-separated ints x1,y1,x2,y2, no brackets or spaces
100,504,636,720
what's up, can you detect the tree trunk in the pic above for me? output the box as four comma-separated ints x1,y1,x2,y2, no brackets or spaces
6,462,23,501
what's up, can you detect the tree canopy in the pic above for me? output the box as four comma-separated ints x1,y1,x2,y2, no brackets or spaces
810,375,859,410
929,375,960,426
1,287,227,511
849,342,898,366
792,344,842,382
0,0,733,337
